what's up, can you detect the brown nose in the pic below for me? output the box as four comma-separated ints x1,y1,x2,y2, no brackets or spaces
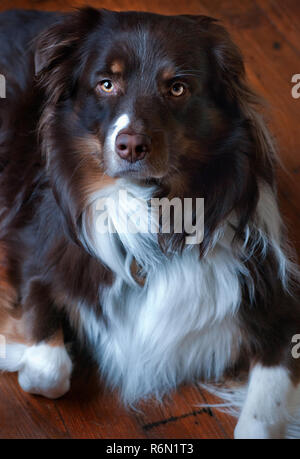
115,133,151,163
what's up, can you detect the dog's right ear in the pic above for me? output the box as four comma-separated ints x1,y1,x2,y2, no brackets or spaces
34,7,103,98
35,8,105,245
34,14,72,76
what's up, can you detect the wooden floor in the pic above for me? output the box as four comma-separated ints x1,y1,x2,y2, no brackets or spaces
0,0,299,439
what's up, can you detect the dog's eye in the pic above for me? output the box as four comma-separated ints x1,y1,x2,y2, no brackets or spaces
98,79,114,93
169,82,186,97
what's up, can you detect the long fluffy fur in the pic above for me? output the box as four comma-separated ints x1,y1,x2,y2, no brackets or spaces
77,179,297,405
0,8,299,438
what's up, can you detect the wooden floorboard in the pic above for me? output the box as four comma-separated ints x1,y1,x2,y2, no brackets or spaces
0,0,299,439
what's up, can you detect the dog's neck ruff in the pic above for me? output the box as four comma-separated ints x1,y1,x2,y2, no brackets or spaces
82,179,173,285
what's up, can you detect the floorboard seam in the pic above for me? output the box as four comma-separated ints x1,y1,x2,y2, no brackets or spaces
142,408,213,431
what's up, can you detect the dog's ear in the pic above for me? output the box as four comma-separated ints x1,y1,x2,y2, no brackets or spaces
34,8,104,245
183,15,247,104
184,15,276,252
33,14,73,76
34,7,102,101
35,7,102,73
190,15,276,169
208,19,276,175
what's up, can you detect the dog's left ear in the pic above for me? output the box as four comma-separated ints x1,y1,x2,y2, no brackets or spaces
188,15,275,167
184,15,276,251
183,15,249,105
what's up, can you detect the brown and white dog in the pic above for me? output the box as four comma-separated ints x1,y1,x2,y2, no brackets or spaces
0,8,299,438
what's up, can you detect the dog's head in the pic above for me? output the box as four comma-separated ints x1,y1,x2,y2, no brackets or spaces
35,7,275,253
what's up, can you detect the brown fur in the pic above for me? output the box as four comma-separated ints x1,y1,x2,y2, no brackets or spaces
0,7,299,397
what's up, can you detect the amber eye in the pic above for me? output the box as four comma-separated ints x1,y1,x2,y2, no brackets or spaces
98,79,114,93
169,82,186,97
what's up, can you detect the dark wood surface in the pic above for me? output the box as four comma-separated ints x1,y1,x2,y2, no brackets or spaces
0,0,299,439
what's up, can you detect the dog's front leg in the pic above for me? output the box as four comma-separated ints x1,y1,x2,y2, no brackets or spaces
0,278,73,399
17,280,73,399
234,364,295,439
17,327,72,399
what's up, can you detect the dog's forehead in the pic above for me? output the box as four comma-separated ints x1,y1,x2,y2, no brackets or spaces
92,13,206,75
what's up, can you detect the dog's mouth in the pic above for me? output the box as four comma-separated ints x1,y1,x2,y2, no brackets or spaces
112,162,145,178
106,158,167,182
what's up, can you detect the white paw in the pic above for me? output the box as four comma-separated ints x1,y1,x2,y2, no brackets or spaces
234,417,285,439
18,343,72,399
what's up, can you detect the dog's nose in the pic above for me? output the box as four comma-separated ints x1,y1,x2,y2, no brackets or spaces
115,133,151,162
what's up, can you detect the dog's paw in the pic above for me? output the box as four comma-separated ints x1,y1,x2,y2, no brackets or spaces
18,343,72,399
234,417,285,439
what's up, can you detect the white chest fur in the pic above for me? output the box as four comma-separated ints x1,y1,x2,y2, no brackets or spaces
80,244,242,404
79,180,290,404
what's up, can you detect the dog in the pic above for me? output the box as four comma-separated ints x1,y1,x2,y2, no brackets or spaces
0,7,299,439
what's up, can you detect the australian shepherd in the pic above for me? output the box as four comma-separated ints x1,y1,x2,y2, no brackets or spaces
0,8,299,438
